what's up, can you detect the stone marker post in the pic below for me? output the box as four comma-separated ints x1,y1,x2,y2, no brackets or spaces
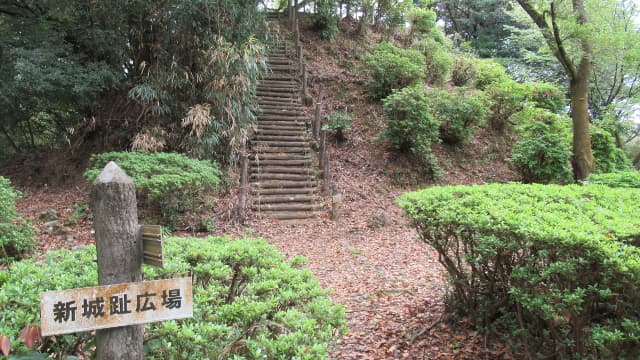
90,162,143,360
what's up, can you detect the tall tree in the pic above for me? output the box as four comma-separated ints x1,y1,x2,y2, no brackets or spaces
515,0,597,180
435,0,517,57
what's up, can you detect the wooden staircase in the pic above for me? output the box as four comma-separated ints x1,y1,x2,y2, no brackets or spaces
250,42,319,220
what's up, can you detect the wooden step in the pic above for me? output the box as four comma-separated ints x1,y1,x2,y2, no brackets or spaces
251,158,312,166
258,109,306,116
253,140,309,147
257,115,308,121
252,147,310,153
251,151,311,159
252,187,316,195
255,211,316,220
251,166,315,174
256,87,298,93
258,100,304,107
252,203,319,211
259,80,298,87
255,135,306,142
251,195,315,204
252,180,316,188
251,173,315,181
257,124,307,131
256,128,306,135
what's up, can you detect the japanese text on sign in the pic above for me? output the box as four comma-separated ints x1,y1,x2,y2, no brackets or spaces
40,277,192,336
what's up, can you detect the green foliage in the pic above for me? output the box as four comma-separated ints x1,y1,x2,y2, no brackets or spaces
84,152,221,228
0,0,267,163
314,0,339,40
485,79,529,131
588,171,640,188
382,87,441,178
485,80,566,131
0,177,35,263
450,58,476,86
436,0,518,57
398,183,640,359
411,38,452,86
525,82,566,113
472,59,509,90
426,88,490,144
322,112,352,142
363,43,425,100
406,7,436,37
509,109,572,183
590,127,631,173
0,236,346,358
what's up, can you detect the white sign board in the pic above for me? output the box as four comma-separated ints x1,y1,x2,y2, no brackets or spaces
40,277,193,336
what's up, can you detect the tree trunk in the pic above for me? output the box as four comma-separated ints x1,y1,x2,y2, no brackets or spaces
570,69,595,180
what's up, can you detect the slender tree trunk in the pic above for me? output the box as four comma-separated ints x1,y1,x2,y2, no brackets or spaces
570,72,595,180
0,125,20,153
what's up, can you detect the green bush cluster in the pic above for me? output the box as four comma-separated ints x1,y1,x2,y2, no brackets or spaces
363,43,425,99
382,86,441,178
485,80,565,132
0,176,35,263
322,111,352,142
472,59,509,90
314,0,339,40
411,38,452,86
450,58,476,87
427,88,490,144
0,236,346,358
525,82,566,113
399,183,640,359
509,109,573,183
85,152,221,228
588,171,640,188
590,127,632,173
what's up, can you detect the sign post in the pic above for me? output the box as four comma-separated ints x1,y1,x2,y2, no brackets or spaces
39,162,191,358
40,278,193,336
90,161,144,359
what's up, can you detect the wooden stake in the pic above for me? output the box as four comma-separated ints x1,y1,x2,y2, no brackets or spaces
90,162,143,360
331,184,341,220
323,152,330,195
238,148,249,223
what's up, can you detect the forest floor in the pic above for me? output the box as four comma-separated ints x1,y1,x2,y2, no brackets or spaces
3,17,520,359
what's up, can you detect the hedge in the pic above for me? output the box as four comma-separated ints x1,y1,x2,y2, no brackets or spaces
399,183,640,359
0,236,346,358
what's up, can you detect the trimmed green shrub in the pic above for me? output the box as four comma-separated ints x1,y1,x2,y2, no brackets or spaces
398,183,640,359
411,38,452,86
0,176,35,263
485,79,529,131
426,88,490,144
450,58,475,87
473,59,509,90
485,80,566,132
85,152,221,228
590,127,632,173
509,109,573,183
322,111,352,142
588,171,640,188
526,82,566,113
363,43,425,100
0,236,346,358
382,86,441,178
